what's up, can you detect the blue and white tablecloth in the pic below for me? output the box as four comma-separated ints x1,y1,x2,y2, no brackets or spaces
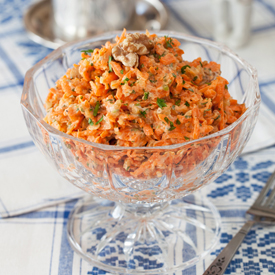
1,0,275,274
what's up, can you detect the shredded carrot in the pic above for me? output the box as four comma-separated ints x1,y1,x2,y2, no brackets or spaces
43,30,246,187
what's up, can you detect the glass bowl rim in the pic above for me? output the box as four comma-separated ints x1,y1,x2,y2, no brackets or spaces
21,30,261,151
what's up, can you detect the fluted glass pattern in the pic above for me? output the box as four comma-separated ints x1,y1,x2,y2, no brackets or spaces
21,31,260,204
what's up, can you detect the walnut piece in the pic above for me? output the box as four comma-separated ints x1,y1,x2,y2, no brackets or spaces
112,33,154,67
112,46,138,68
201,67,221,84
122,33,154,54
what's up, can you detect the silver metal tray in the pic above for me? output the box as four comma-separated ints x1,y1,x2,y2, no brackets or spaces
24,0,168,49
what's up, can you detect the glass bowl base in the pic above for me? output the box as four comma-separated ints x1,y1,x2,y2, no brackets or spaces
67,193,221,274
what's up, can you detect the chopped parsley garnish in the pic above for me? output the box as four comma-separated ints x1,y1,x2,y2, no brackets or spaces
200,61,203,67
131,90,136,94
181,65,191,74
156,53,165,59
185,115,191,119
120,82,125,85
184,136,190,140
90,63,93,66
163,85,169,91
184,101,190,107
144,92,149,100
81,49,94,55
188,88,194,93
225,84,228,89
193,76,198,81
164,117,176,131
206,82,211,86
175,99,181,106
182,80,186,85
88,118,94,126
95,116,104,125
157,98,167,109
176,119,181,125
164,36,174,48
150,79,157,83
124,77,129,82
169,124,176,131
214,114,221,121
172,73,177,78
140,110,147,118
140,64,144,68
93,101,100,116
120,70,124,74
108,56,112,72
71,88,75,92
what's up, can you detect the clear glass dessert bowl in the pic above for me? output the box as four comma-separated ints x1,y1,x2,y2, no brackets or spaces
21,31,260,274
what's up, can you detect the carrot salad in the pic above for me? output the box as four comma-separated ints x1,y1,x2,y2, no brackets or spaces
44,30,245,148
42,30,247,200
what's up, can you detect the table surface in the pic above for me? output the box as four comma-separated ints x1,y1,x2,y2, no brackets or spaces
1,0,275,274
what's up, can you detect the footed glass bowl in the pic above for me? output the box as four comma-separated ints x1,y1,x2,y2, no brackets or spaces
21,31,260,274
